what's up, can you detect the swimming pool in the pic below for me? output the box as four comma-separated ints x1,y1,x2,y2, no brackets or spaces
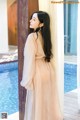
64,63,77,93
0,62,18,115
0,62,77,115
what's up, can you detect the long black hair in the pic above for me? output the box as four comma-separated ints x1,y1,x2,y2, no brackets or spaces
29,11,53,62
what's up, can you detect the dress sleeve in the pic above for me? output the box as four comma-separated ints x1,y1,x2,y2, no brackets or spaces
20,34,36,90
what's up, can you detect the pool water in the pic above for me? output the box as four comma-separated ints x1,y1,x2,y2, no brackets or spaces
0,62,77,115
64,63,77,92
0,62,18,115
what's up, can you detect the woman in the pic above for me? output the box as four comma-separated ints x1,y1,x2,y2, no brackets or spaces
20,11,63,120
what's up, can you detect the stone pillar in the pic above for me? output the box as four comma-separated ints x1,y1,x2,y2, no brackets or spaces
50,3,64,114
39,0,64,114
0,0,8,53
77,3,80,110
18,0,38,120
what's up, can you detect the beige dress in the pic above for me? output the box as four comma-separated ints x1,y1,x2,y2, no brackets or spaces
20,32,63,120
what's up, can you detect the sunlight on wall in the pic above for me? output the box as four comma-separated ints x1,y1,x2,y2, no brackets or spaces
0,0,8,53
38,0,64,114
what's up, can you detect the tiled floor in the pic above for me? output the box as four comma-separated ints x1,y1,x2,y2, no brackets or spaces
8,112,19,120
0,46,18,63
64,90,80,120
64,55,77,64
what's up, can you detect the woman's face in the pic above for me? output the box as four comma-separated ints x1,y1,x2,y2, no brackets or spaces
30,13,41,30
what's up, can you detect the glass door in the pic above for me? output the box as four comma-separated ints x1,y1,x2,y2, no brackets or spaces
64,1,78,55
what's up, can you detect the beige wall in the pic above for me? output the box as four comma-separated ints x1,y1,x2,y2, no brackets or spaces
38,0,64,114
8,1,17,45
0,0,8,53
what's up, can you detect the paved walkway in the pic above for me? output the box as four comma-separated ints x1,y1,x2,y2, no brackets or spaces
0,46,18,63
64,90,80,120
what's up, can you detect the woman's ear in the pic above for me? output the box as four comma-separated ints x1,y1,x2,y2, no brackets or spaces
40,23,44,27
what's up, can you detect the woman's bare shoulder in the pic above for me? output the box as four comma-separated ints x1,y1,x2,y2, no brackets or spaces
28,32,37,40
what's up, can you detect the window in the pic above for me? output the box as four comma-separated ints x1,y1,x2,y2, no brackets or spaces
64,0,78,55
